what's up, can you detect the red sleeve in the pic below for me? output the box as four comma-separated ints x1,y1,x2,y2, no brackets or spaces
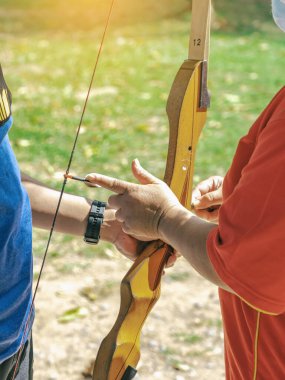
207,118,285,315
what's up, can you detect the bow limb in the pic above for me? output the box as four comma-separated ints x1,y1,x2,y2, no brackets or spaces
92,2,211,379
165,0,211,206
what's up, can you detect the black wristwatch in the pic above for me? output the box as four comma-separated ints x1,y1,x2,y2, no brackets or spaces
84,200,107,245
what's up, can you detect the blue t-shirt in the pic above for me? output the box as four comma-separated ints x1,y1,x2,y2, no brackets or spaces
0,117,33,363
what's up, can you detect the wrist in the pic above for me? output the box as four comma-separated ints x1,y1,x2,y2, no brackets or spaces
158,204,193,245
100,208,117,243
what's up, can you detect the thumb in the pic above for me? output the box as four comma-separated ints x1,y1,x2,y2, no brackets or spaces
132,159,161,185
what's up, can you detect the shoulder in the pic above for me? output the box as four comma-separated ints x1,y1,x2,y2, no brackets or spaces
0,65,12,127
260,87,285,128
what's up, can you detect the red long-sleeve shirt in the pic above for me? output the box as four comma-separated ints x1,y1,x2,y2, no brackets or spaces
207,87,285,380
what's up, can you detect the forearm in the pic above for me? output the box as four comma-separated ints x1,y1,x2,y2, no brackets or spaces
21,173,114,241
159,205,234,293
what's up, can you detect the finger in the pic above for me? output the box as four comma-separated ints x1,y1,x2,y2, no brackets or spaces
165,254,178,268
84,182,101,188
115,209,125,223
132,159,161,185
108,194,121,210
173,250,182,258
193,179,213,196
192,180,213,205
192,188,202,203
117,241,139,262
192,190,222,210
86,173,132,194
121,222,132,235
192,176,223,200
129,234,153,243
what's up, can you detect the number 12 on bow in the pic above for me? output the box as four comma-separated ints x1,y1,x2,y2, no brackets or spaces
93,1,212,379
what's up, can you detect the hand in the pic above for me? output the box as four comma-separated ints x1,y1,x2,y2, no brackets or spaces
191,176,224,222
104,209,180,268
86,159,182,241
102,209,145,261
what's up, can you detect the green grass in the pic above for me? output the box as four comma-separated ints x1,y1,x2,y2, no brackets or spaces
174,332,203,345
1,1,284,259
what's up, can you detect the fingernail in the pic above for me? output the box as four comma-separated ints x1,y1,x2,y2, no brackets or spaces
134,158,140,166
86,174,97,180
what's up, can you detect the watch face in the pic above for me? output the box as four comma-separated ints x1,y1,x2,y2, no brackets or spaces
272,0,285,32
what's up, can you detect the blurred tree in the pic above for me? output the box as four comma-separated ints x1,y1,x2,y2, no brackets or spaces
0,0,273,33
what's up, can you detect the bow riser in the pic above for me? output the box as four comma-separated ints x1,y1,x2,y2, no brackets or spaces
165,60,209,209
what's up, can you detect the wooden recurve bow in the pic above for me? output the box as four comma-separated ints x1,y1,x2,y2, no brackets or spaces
93,1,211,379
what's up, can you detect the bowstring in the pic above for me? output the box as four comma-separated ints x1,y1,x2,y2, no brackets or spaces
11,1,116,378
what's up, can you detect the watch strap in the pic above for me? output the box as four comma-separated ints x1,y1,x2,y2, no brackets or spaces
84,200,107,244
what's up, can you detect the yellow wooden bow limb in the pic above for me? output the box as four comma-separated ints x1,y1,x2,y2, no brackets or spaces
165,0,211,204
93,1,211,379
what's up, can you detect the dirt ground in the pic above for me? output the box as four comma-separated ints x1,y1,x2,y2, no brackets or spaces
32,247,225,380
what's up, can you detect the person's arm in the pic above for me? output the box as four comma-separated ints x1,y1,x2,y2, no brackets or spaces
21,172,91,235
158,205,227,289
21,172,139,259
